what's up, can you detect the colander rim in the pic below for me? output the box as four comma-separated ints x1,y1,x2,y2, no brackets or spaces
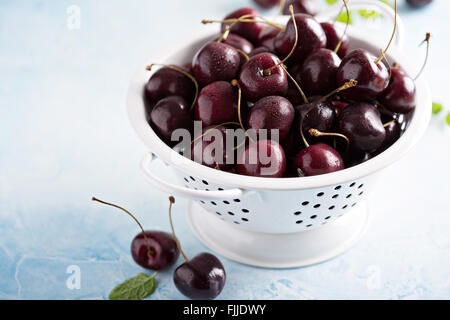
127,22,431,191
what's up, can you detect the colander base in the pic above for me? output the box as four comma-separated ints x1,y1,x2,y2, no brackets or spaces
187,200,370,269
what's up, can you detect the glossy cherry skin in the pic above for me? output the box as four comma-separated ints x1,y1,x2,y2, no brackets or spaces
196,81,244,127
374,117,401,155
300,48,341,96
295,100,336,136
256,26,280,51
406,0,432,8
192,42,241,87
131,231,179,271
218,33,254,66
336,49,390,100
249,46,271,57
294,143,344,176
145,66,195,104
237,140,286,177
379,68,416,114
321,22,349,59
254,0,280,9
239,53,288,102
283,0,317,15
248,96,295,142
221,7,264,44
150,96,193,144
344,149,372,168
274,13,326,63
338,102,386,152
174,252,226,300
191,126,235,170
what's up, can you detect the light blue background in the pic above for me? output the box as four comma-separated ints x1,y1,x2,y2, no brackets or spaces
0,0,449,300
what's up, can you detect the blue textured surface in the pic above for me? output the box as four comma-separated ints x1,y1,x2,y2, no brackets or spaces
0,0,449,300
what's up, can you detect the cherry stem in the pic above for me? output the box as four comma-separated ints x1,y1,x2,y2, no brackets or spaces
414,32,431,81
217,13,256,43
334,0,349,54
202,17,285,32
235,49,250,62
231,80,248,133
379,48,392,80
263,5,297,76
375,0,397,64
167,196,189,263
309,129,350,152
146,64,198,111
383,119,396,128
279,0,287,15
92,197,154,258
281,64,308,104
300,80,358,148
190,121,241,145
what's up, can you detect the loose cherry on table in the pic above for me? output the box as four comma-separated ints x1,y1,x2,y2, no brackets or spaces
192,42,241,87
196,81,245,127
338,102,386,152
247,95,295,142
406,0,433,8
321,22,349,59
150,96,193,144
91,197,179,271
237,139,287,177
274,13,326,63
282,0,317,16
168,197,226,300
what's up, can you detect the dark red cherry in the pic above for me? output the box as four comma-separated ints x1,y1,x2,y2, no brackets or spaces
191,126,235,170
283,0,317,15
151,96,193,144
249,46,271,57
221,7,264,44
192,42,241,87
237,139,286,177
406,0,432,8
379,68,416,114
256,26,280,51
295,100,336,136
248,96,295,142
217,33,254,62
145,66,195,104
294,143,344,176
331,99,349,111
196,81,245,127
338,102,386,152
300,48,341,95
254,0,280,9
174,252,226,300
336,49,389,100
321,22,349,59
239,53,288,102
344,149,372,168
374,117,401,154
274,13,326,63
131,231,179,271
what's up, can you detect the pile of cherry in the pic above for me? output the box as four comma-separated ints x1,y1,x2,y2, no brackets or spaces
145,1,427,179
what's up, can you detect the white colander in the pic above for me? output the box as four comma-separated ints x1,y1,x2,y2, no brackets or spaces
127,1,431,268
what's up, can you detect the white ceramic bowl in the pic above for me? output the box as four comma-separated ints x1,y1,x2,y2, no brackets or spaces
127,1,431,267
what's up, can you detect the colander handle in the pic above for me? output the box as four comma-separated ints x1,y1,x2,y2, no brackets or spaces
315,0,404,51
140,153,246,200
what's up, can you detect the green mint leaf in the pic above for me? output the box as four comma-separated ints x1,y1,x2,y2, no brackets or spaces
432,102,443,115
109,273,157,300
358,9,383,19
325,0,339,5
446,112,450,126
336,11,352,24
